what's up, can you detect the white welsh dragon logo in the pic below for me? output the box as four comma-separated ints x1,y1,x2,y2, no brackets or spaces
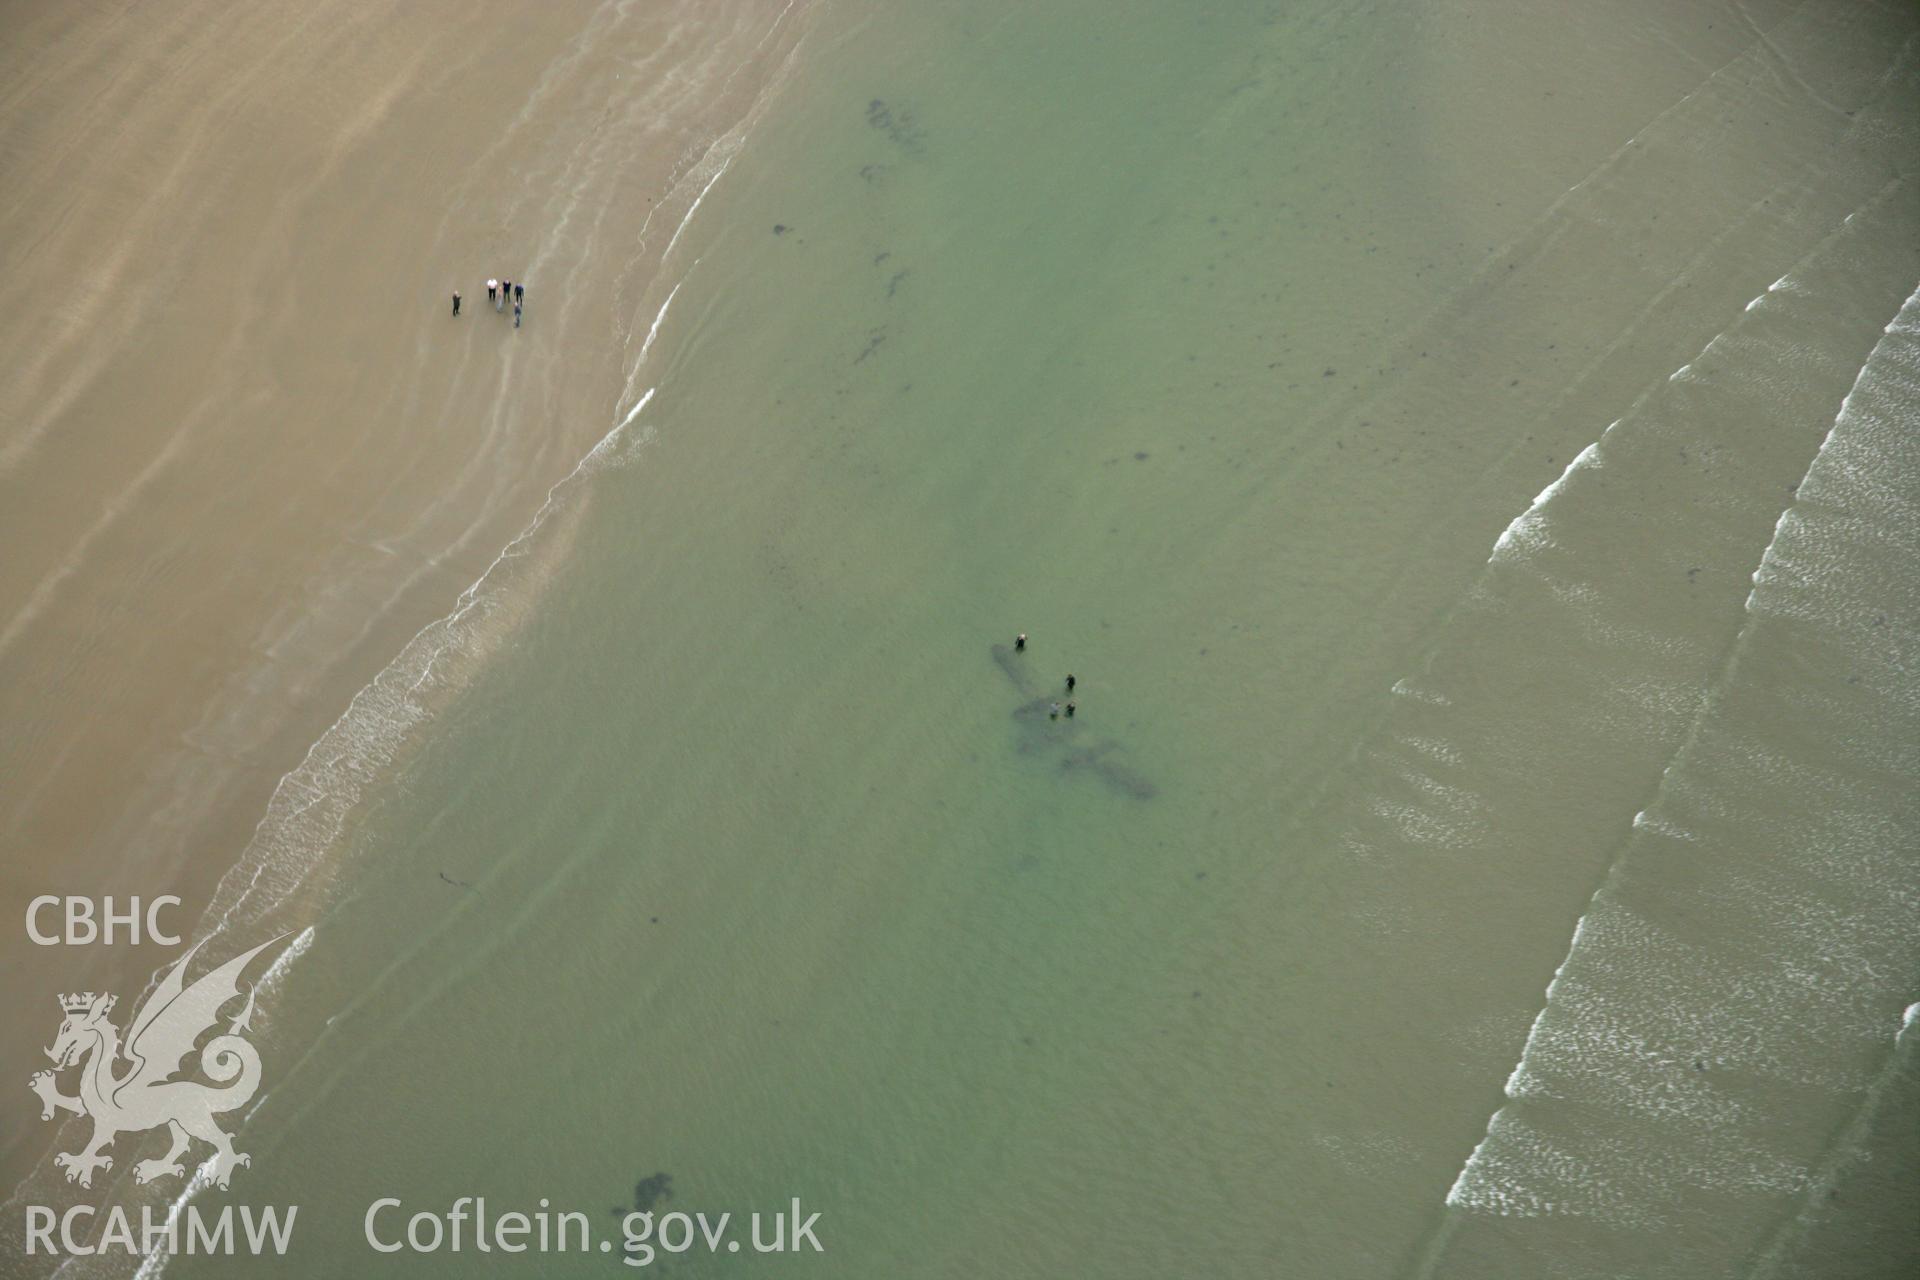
29,936,283,1191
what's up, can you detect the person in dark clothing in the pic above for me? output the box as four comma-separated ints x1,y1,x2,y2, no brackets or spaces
452,292,461,316
1065,673,1075,693
1015,633,1027,652
1065,701,1075,718
513,300,522,329
514,282,524,304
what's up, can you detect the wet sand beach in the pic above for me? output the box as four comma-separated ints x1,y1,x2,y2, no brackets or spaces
0,0,806,1185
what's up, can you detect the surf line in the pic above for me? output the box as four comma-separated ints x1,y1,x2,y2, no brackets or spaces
1407,277,1920,1280
114,928,317,1280
81,378,673,1279
183,372,673,979
180,255,698,1085
663,153,734,265
621,277,686,403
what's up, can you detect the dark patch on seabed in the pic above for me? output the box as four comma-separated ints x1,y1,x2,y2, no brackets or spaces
991,644,1156,798
610,1171,672,1218
858,97,926,185
866,98,925,152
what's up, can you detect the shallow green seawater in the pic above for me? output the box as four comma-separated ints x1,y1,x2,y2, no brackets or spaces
174,1,1920,1276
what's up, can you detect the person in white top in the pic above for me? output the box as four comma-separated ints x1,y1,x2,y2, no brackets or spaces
487,278,499,307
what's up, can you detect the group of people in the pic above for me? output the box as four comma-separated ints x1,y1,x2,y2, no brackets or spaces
1014,634,1079,720
450,277,526,328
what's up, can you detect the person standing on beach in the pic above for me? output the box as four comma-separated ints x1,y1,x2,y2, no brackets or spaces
514,281,524,305
502,279,513,311
452,291,461,316
487,278,498,306
513,300,522,329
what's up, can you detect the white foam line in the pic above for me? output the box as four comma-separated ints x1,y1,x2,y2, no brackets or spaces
1471,914,1591,1112
662,152,732,264
629,130,722,259
256,925,316,1002
1743,502,1801,616
1478,175,1905,574
1487,441,1599,562
177,87,724,999
185,251,697,963
392,6,743,559
116,926,316,1280
64,381,667,1275
1743,280,1919,612
597,286,686,458
615,2,814,342
625,279,685,392
113,1156,224,1280
615,384,658,435
406,386,654,697
1534,441,1602,509
11,0,786,1257
193,345,670,952
1434,275,1920,1237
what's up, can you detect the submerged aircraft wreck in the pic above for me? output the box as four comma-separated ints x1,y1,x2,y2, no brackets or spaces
990,643,1156,799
